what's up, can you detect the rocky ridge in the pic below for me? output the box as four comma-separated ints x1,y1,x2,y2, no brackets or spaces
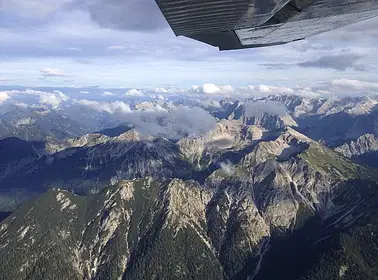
335,134,378,158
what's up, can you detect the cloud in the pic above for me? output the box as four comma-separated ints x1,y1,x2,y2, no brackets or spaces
70,0,168,31
240,85,294,96
293,87,330,98
102,91,115,96
331,79,378,92
258,85,293,94
244,101,287,117
71,98,216,139
219,161,236,176
40,68,68,77
0,92,10,104
12,102,29,108
39,91,69,107
127,105,217,139
192,84,234,95
75,99,131,113
67,47,81,52
297,53,366,71
0,88,72,108
153,88,185,95
125,89,145,97
106,45,127,50
235,84,336,98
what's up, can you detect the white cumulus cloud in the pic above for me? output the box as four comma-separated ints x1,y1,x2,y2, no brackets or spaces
242,85,294,95
153,88,185,95
201,83,234,95
39,91,69,107
125,89,145,97
75,99,132,114
40,68,68,77
0,89,70,107
0,92,10,104
102,91,115,96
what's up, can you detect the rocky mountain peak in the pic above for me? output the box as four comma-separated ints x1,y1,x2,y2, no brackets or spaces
114,128,145,142
335,133,378,158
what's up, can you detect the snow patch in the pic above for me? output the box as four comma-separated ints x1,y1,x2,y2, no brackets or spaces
56,192,65,202
18,225,31,240
0,224,8,232
56,192,76,211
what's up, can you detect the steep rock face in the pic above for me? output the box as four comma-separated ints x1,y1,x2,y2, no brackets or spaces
296,111,378,147
274,96,378,118
275,96,378,147
1,128,378,280
335,134,378,158
208,128,378,235
227,105,297,130
0,176,288,279
0,118,51,141
254,95,378,119
3,95,378,280
0,119,19,140
205,129,378,278
0,135,191,201
240,127,311,167
207,98,297,130
1,109,88,141
46,133,112,154
250,95,378,148
45,129,144,154
0,179,260,280
206,183,270,279
178,120,265,169
2,163,378,280
206,131,378,278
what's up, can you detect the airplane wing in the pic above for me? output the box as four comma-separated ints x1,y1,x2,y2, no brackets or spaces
155,0,378,50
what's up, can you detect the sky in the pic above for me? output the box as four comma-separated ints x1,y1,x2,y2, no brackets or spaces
1,0,378,92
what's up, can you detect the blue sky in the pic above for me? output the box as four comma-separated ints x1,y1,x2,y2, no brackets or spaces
1,0,378,90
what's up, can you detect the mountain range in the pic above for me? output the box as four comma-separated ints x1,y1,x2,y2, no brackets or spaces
1,94,378,279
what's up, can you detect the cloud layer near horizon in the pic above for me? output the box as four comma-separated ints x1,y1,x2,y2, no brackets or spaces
2,77,378,140
1,78,377,110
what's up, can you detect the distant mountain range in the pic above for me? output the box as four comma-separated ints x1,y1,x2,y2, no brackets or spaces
1,95,378,279
2,95,378,146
